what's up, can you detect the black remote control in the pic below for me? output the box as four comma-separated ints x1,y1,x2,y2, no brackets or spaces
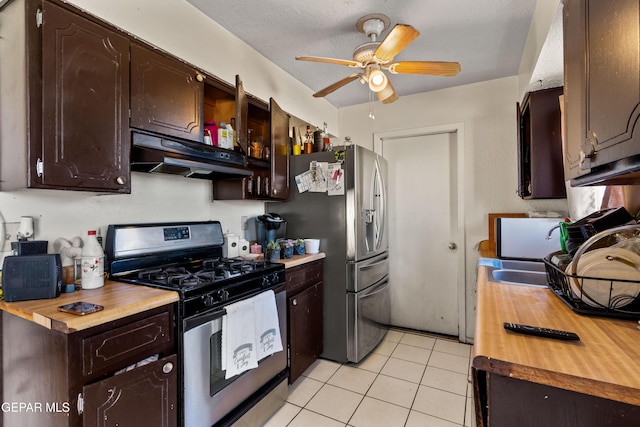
503,322,580,341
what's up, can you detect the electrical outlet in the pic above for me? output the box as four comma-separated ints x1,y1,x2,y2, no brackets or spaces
1,222,19,253
241,216,248,231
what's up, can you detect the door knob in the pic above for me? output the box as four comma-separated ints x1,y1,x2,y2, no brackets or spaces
448,242,457,250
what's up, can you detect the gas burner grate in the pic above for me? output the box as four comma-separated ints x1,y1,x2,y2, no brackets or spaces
128,257,275,291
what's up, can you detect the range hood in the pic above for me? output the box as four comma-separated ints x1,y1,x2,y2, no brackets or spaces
131,131,253,180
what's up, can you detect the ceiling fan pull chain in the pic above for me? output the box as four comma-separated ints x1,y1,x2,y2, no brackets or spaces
368,90,376,120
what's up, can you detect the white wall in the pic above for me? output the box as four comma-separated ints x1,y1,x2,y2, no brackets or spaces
0,0,338,261
339,76,568,340
517,0,562,99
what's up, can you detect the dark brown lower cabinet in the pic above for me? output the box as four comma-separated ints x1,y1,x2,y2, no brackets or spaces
473,369,640,427
1,305,176,427
82,354,176,427
286,260,324,383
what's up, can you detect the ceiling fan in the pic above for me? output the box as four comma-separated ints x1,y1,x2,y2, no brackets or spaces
297,14,461,104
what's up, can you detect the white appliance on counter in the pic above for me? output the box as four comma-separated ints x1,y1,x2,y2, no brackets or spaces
268,145,389,363
496,217,563,260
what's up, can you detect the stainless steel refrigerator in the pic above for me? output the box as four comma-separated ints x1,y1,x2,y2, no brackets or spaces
267,145,390,363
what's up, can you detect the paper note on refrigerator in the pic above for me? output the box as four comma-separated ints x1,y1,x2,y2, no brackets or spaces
294,161,328,193
327,163,344,196
309,162,328,192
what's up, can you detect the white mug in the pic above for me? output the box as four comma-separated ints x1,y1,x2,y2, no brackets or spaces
304,239,320,254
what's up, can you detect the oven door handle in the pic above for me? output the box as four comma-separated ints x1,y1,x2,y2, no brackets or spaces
184,307,227,332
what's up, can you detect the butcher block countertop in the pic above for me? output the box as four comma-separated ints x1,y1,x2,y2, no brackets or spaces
473,266,640,406
0,281,178,334
278,252,325,269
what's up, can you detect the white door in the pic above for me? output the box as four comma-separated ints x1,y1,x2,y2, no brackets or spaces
375,126,464,337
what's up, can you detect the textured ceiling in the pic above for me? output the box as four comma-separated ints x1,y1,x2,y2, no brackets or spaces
186,0,553,108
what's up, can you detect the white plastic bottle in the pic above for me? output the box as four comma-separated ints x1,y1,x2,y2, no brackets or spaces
226,121,235,149
81,230,105,289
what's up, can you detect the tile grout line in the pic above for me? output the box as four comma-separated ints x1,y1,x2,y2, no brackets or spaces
285,332,472,426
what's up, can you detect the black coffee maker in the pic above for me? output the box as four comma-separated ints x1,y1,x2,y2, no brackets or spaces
256,213,287,250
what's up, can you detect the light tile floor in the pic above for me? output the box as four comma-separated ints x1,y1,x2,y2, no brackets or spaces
265,329,476,427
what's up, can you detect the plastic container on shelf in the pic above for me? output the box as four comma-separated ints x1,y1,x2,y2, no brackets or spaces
204,121,219,146
81,230,104,289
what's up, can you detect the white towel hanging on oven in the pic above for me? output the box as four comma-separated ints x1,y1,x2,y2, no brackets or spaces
253,290,283,361
222,297,258,379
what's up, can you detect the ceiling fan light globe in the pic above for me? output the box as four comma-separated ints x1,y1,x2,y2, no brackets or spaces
368,69,388,92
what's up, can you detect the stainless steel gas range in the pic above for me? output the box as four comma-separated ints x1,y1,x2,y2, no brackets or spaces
105,221,287,427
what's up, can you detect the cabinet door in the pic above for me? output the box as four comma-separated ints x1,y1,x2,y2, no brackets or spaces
41,1,130,192
131,44,204,142
289,282,323,383
270,98,290,200
236,75,249,155
82,354,177,427
518,88,566,199
584,0,640,166
564,0,640,181
562,0,587,180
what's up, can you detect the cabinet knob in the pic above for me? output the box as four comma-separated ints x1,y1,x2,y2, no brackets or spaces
116,176,127,185
163,362,174,374
272,188,278,195
448,242,457,250
580,133,598,167
292,299,297,306
196,74,204,82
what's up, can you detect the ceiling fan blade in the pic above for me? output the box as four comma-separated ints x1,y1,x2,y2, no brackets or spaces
388,61,461,76
374,24,420,63
296,56,361,68
313,73,362,98
377,79,399,104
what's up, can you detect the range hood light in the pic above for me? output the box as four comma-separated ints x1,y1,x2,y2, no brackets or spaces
187,168,214,177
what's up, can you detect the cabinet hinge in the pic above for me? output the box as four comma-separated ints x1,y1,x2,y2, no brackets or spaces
77,392,84,415
36,158,44,177
36,9,43,28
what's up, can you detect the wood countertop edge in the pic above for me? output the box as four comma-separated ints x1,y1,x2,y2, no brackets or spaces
472,355,640,406
473,265,640,406
0,282,179,333
278,252,326,269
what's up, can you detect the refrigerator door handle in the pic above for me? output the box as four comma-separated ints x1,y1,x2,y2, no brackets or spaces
358,259,388,272
373,159,386,252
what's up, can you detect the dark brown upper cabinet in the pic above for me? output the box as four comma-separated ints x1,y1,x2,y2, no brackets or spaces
517,87,566,199
563,0,640,185
212,96,290,200
131,44,204,142
270,98,291,200
236,75,250,155
35,2,131,193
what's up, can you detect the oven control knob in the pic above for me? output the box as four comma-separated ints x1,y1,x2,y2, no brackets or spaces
202,294,217,307
271,272,280,284
262,276,271,287
217,289,229,301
